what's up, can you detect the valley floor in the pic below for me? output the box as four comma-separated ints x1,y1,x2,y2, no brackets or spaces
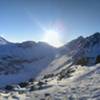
0,64,100,100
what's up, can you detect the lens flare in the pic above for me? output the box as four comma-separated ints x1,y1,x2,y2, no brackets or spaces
42,30,63,47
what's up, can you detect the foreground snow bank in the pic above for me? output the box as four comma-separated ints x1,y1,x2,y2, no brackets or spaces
0,64,100,100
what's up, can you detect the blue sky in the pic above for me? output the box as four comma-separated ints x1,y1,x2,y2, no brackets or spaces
0,0,100,45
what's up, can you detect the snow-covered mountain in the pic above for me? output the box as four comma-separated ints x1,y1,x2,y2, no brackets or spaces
60,32,100,65
0,32,100,87
0,39,56,86
0,33,100,100
38,32,100,79
0,36,9,45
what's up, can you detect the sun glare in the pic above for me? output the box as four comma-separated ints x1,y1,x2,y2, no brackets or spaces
42,30,63,47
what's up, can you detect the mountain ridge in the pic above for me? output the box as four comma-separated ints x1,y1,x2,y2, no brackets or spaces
0,32,99,87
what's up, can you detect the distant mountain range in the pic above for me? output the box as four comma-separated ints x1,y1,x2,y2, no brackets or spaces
0,32,100,87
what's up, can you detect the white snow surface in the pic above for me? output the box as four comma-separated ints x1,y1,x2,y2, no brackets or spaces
0,64,100,100
0,33,100,100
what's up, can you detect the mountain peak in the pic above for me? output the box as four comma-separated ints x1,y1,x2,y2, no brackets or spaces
77,36,84,40
93,32,100,36
0,36,8,45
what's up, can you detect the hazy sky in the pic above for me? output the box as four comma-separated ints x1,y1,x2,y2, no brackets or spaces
0,0,100,45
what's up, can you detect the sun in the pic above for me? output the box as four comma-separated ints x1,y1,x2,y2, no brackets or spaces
42,30,63,47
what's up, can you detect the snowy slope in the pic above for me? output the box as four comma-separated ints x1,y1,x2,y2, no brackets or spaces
0,64,99,100
38,33,100,79
61,32,100,65
0,39,56,87
0,33,100,99
34,64,99,100
0,36,9,45
0,32,100,87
